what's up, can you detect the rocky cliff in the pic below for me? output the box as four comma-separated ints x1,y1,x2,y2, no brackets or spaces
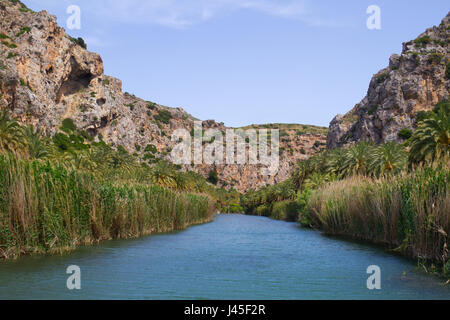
328,12,450,148
0,0,327,192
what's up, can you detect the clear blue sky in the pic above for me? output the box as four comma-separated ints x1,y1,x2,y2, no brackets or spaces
23,0,449,127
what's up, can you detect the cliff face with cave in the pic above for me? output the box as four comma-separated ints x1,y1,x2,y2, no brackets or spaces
0,0,327,192
328,12,450,148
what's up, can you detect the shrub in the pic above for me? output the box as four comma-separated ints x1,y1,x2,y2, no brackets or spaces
144,144,157,154
427,53,443,64
414,36,431,48
61,118,77,132
69,36,87,49
398,128,413,140
271,201,300,222
16,27,31,37
376,73,388,84
7,52,17,59
256,205,271,217
154,110,172,124
208,170,219,185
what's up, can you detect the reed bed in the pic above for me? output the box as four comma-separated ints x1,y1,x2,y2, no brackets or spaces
0,155,215,259
307,164,449,270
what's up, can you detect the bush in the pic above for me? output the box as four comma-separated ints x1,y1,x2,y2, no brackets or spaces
398,128,413,140
208,170,219,185
61,118,77,132
376,73,388,84
154,110,172,124
271,201,300,221
256,205,271,217
144,144,157,154
414,36,431,47
69,36,87,49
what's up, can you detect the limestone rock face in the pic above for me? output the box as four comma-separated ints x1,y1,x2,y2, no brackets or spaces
0,0,326,192
327,12,450,148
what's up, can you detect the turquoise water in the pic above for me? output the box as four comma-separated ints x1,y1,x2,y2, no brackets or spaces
0,214,449,299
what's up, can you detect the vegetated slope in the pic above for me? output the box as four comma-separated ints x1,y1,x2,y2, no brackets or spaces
328,12,450,148
0,0,326,192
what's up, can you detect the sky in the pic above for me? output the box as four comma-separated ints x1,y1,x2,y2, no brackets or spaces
22,0,450,127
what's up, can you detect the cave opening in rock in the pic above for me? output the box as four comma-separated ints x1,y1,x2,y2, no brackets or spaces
56,56,94,102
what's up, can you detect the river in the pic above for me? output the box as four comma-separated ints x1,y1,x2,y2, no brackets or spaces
0,214,449,299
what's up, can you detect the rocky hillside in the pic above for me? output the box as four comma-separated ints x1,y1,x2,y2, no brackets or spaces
0,0,327,192
328,12,450,147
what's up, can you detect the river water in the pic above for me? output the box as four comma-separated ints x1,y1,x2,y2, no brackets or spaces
0,214,449,299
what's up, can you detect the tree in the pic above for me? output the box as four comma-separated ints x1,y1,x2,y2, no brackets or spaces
409,104,449,164
23,126,48,159
151,161,177,188
0,110,24,153
369,142,407,177
340,142,373,177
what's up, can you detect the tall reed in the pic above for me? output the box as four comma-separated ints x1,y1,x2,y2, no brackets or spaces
0,155,215,259
307,163,449,267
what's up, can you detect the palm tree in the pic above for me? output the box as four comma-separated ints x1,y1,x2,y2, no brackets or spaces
151,161,177,188
409,107,449,164
340,142,373,177
292,158,315,189
0,110,24,153
325,148,347,178
369,142,407,177
23,126,49,159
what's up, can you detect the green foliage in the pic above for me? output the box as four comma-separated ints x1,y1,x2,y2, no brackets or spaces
414,35,431,48
0,110,24,152
427,53,443,64
271,200,300,222
144,144,157,154
307,164,449,276
0,154,214,259
61,118,77,132
409,101,449,164
16,27,31,37
2,41,17,49
154,110,172,124
398,128,413,140
208,169,219,185
69,36,87,49
147,102,157,110
376,73,388,84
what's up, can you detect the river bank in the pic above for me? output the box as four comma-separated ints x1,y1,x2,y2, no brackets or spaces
0,155,215,260
243,163,450,280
